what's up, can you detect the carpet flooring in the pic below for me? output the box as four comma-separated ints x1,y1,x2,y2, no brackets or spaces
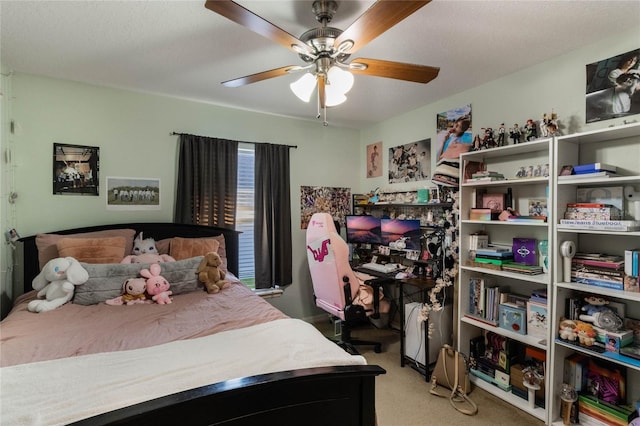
312,319,546,426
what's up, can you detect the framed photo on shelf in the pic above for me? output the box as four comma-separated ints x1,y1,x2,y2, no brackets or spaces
559,165,574,176
528,198,547,216
482,193,505,213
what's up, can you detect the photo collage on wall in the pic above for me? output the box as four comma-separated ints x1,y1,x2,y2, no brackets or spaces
300,186,351,230
388,138,430,184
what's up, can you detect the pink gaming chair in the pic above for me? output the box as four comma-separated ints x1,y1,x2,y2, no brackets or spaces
306,212,390,354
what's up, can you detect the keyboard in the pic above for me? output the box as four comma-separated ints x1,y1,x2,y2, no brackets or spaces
360,262,401,274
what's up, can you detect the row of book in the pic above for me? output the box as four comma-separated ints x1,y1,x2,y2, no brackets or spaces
472,243,544,276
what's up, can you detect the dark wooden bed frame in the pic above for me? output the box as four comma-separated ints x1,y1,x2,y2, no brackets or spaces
17,222,385,426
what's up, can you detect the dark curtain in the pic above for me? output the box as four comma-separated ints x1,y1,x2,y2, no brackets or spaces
254,143,292,289
175,134,238,228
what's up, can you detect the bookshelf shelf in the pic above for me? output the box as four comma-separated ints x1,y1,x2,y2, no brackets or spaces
549,122,640,425
457,137,554,423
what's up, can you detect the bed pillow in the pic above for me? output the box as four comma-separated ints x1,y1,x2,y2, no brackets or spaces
170,237,220,261
35,229,136,269
57,237,127,264
73,256,205,305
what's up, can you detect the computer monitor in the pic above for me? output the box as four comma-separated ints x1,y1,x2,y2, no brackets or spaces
345,215,382,244
381,219,422,250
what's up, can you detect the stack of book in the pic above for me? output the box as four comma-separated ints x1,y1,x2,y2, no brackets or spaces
474,247,514,266
558,162,619,180
467,170,505,182
564,203,623,220
571,252,625,290
578,395,637,426
505,215,547,223
501,262,543,275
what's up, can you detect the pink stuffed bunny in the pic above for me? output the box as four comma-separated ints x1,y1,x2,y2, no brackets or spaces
140,264,173,304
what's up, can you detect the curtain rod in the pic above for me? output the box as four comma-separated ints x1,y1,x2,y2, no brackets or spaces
170,132,297,149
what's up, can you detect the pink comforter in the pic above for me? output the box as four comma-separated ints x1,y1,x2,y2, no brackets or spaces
0,281,288,367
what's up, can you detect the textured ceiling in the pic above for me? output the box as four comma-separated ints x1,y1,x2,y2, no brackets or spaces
2,1,639,128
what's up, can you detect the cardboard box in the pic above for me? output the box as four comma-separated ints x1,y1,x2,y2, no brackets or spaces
603,329,634,353
512,237,537,265
470,208,492,221
499,303,527,335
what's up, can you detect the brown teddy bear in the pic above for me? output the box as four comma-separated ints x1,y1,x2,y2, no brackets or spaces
196,252,229,294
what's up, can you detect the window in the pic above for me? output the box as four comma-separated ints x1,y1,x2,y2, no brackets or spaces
236,144,255,288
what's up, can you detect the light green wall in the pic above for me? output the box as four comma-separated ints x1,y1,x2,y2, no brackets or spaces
358,27,640,193
2,25,639,320
2,74,361,319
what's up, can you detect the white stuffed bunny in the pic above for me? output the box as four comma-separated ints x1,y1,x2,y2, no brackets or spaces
27,257,89,313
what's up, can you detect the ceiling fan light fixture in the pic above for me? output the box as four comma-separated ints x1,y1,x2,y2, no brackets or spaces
327,66,354,95
290,72,317,102
325,90,347,107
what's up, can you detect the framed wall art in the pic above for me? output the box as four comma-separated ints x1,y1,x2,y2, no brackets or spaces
107,177,160,210
53,143,99,195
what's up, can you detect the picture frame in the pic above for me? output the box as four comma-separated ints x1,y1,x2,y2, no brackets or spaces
560,165,574,176
528,198,548,216
482,193,505,213
106,176,160,210
53,143,99,196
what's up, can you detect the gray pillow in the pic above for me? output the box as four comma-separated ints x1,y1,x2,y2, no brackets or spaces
74,256,204,305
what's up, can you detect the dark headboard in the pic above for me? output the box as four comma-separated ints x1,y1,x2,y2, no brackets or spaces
18,222,240,294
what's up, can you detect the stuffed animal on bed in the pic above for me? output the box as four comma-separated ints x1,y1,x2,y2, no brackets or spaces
121,233,176,264
196,251,229,294
141,263,173,304
28,257,89,313
105,278,150,306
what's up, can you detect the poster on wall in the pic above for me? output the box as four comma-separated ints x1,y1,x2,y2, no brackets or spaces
435,104,473,161
366,141,382,178
585,48,640,123
388,139,430,184
432,104,473,187
106,177,160,210
53,143,100,195
300,186,351,229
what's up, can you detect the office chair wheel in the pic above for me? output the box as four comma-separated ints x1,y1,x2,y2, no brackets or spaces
374,344,382,353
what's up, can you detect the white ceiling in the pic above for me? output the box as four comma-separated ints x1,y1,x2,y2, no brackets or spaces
2,1,639,129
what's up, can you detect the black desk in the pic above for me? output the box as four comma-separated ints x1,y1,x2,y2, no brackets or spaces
354,266,435,381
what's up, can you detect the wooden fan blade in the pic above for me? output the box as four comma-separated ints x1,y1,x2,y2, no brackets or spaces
335,1,431,54
318,75,326,109
222,65,300,87
349,58,439,84
205,0,314,56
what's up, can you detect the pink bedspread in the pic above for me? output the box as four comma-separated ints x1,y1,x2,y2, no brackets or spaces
0,281,288,367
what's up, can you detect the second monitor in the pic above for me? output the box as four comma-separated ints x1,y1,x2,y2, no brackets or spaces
381,218,421,250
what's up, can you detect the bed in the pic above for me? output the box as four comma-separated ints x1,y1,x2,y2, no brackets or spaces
1,222,384,425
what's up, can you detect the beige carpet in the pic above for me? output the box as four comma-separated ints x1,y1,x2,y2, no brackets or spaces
312,319,545,426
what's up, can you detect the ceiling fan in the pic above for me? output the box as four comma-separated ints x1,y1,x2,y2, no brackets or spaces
205,0,440,125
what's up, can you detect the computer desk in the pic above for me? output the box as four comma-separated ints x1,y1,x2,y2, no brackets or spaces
354,266,436,381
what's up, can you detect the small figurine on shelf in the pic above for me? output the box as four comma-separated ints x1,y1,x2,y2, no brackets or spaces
367,187,380,204
524,119,538,141
497,123,506,146
540,111,560,137
509,124,522,144
481,127,497,148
